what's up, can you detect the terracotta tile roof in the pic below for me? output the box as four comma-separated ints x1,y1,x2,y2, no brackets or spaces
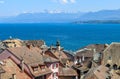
84,65,120,79
28,65,52,77
1,58,31,79
59,67,77,76
53,50,68,59
24,40,44,48
84,67,96,79
3,39,24,47
103,42,120,65
46,49,73,67
7,46,57,77
0,66,5,73
94,65,109,79
76,44,107,57
63,50,74,61
47,47,68,59
84,65,110,79
85,44,107,53
43,55,59,63
7,46,44,65
76,50,93,57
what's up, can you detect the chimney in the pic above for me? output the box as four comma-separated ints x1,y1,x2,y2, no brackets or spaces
21,58,24,72
41,51,45,56
79,58,82,63
26,44,32,49
93,49,96,55
50,44,53,50
12,74,16,79
59,51,62,60
56,40,61,51
82,55,85,61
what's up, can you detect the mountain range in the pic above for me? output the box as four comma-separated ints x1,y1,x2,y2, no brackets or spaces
0,9,120,23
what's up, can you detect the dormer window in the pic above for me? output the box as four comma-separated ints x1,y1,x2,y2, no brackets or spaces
40,65,45,71
108,56,112,60
32,66,38,72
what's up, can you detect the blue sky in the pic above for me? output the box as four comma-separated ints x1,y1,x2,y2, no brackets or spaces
0,0,120,16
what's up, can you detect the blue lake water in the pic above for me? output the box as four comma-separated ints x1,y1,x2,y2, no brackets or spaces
0,23,120,51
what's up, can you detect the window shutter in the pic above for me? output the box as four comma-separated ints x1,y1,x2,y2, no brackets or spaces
53,73,54,77
52,64,54,69
56,63,58,68
56,72,59,76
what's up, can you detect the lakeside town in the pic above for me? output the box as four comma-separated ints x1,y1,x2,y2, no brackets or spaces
0,37,120,79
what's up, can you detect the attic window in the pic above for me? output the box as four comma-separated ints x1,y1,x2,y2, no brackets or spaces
113,64,117,70
106,64,111,68
32,66,38,72
106,76,111,79
108,56,112,60
40,65,45,71
118,66,120,70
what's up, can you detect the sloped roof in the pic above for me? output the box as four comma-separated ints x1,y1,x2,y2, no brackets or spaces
94,65,109,79
28,65,52,77
63,50,74,61
48,49,69,60
24,40,44,48
76,44,107,57
0,66,5,73
85,44,107,53
7,46,44,65
84,65,110,79
76,50,93,57
59,67,77,76
1,59,31,79
103,42,120,65
6,46,57,77
43,55,59,63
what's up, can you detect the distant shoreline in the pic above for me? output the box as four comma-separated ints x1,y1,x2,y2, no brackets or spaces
75,20,120,24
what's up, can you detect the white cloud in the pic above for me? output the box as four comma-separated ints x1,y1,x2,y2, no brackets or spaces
60,0,68,4
52,0,76,4
70,0,76,3
0,0,5,4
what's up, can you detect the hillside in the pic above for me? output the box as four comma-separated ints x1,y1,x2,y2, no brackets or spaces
1,9,120,23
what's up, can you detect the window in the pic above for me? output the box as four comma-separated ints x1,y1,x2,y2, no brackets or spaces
53,72,58,78
106,76,111,79
52,63,59,69
113,64,117,70
106,64,111,68
56,63,58,68
118,66,120,70
108,56,112,60
40,65,45,71
32,66,38,72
